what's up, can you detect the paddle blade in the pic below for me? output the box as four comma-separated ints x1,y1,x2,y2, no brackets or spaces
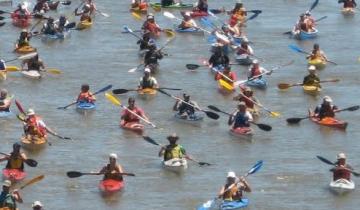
164,28,175,37
105,92,121,106
46,69,62,74
247,160,263,175
65,22,76,29
316,156,335,165
131,12,142,20
219,79,234,91
344,105,360,112
309,0,319,11
94,85,113,95
256,123,272,131
249,10,262,14
207,105,221,112
123,25,132,33
286,117,304,124
61,1,72,5
143,136,160,146
67,171,83,178
277,83,291,89
25,159,38,167
163,11,175,19
112,89,129,94
209,9,224,14
20,175,44,190
270,112,281,118
246,12,260,21
99,12,110,17
5,66,20,71
186,64,201,70
288,44,304,53
15,100,25,114
205,111,220,120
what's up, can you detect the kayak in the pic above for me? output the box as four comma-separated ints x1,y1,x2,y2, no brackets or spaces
137,88,157,99
329,179,355,194
150,2,193,9
235,54,253,65
10,13,31,28
120,120,144,134
0,71,6,81
174,112,204,125
0,111,12,118
42,29,71,40
309,111,348,130
99,179,124,193
175,26,204,35
21,70,41,79
129,3,148,13
76,101,96,111
218,79,235,94
14,45,37,54
197,198,249,210
77,20,93,30
246,78,267,89
21,135,47,150
162,158,188,173
308,58,326,69
342,8,355,15
229,127,253,140
191,11,208,18
2,168,27,182
303,85,321,95
292,29,318,40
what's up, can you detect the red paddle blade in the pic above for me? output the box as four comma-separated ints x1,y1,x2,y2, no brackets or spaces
15,100,26,114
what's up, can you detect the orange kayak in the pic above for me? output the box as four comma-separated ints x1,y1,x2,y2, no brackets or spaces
99,179,124,193
120,120,144,134
309,111,348,130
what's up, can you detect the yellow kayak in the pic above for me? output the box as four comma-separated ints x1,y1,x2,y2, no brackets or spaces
137,88,157,98
218,79,235,94
303,85,321,95
14,45,36,54
77,20,93,30
308,58,326,69
21,136,47,150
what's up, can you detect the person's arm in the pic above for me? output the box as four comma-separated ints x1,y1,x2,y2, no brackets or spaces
152,78,159,89
218,186,225,198
89,92,96,102
39,60,45,70
74,8,83,16
12,190,23,203
228,111,236,125
246,111,253,122
138,109,150,121
99,166,106,173
116,164,124,173
239,177,251,192
0,155,9,162
248,46,254,55
20,152,28,162
158,147,165,157
173,100,180,111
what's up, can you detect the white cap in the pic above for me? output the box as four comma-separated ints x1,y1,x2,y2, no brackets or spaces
308,65,316,71
32,201,43,207
27,108,35,116
109,153,117,159
252,59,259,64
323,96,332,103
227,171,236,178
184,12,191,17
337,153,346,160
3,180,11,187
144,68,151,73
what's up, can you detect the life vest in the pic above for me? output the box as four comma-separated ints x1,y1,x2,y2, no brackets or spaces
5,153,24,170
178,101,195,115
317,104,335,119
26,116,47,137
249,66,262,78
333,167,351,181
122,107,143,122
144,51,162,65
233,111,250,128
164,144,185,161
140,77,156,88
0,192,16,210
144,21,160,33
239,96,254,108
303,74,320,86
103,164,123,181
222,183,242,201
77,92,94,103
27,60,41,70
344,0,356,8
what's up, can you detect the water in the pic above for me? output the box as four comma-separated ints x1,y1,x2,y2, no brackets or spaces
1,0,360,209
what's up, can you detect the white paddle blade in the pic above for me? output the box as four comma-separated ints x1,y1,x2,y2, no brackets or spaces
163,11,175,19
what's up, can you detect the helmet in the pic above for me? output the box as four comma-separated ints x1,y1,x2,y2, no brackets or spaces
167,133,179,142
147,14,154,20
323,96,333,103
227,171,236,178
27,109,35,116
252,59,259,64
109,153,118,159
32,201,43,208
337,153,346,160
144,68,151,73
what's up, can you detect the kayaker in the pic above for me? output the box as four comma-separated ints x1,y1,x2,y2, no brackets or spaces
41,17,57,35
313,96,339,120
13,3,31,18
229,1,247,27
142,14,162,38
33,0,50,14
304,11,315,31
0,143,27,172
0,60,6,77
330,153,353,181
75,4,92,22
15,29,32,49
233,86,258,110
131,0,148,10
248,60,270,79
121,97,150,125
173,93,200,119
208,46,230,69
77,84,96,104
21,54,45,72
158,133,187,161
0,89,11,112
0,180,23,210
193,0,208,13
293,14,308,33
86,0,97,15
23,108,58,141
138,68,159,89
307,43,328,62
339,0,357,8
215,65,237,85
32,201,43,210
236,41,254,56
55,15,70,32
218,171,251,201
144,42,163,70
228,102,253,129
100,153,124,181
179,12,198,29
303,65,321,88
137,32,155,51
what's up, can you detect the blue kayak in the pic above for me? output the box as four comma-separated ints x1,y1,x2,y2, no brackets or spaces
197,198,249,210
292,29,318,40
42,29,71,40
175,27,204,34
246,78,267,89
174,112,203,124
0,111,12,118
76,102,96,111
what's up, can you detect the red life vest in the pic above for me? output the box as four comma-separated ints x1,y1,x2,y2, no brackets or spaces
344,0,355,8
229,15,238,27
250,66,262,77
333,167,351,181
144,22,160,33
77,91,94,103
121,107,144,123
26,116,46,137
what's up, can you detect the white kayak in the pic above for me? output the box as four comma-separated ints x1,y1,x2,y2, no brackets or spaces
162,158,188,173
329,179,355,194
21,70,41,79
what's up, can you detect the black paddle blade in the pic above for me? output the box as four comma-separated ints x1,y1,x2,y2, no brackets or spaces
65,22,76,29
198,162,212,166
205,111,220,120
310,0,319,11
207,105,221,112
0,22,5,27
61,136,72,140
209,9,223,14
67,171,82,178
112,89,129,94
186,64,200,70
256,123,272,131
25,159,38,167
61,0,72,5
316,156,335,165
143,136,160,146
345,105,360,112
286,117,305,124
0,16,5,20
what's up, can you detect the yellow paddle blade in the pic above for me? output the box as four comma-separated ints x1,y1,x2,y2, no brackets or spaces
105,92,122,106
219,79,234,91
270,112,281,117
277,83,291,90
152,5,161,12
46,68,62,74
164,29,175,37
131,12,143,20
20,175,45,190
5,66,19,72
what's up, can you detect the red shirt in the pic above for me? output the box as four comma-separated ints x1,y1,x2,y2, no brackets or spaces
121,106,144,123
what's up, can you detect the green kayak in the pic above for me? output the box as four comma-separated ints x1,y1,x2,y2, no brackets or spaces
150,2,193,9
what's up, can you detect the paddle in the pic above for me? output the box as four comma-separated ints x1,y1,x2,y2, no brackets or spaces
4,52,38,63
163,11,211,34
207,105,272,131
0,22,5,27
112,87,182,94
123,25,143,40
283,16,327,35
95,9,109,17
66,171,135,178
198,160,263,210
19,175,44,190
128,63,144,73
286,105,360,124
288,44,337,65
131,11,143,20
316,156,360,177
0,16,5,20
57,84,112,109
278,79,340,90
0,152,38,167
143,136,213,166
209,9,262,15
7,67,62,75
238,92,280,117
309,0,319,12
105,92,157,128
157,89,220,120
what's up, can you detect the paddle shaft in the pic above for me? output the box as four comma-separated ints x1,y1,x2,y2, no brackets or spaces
121,104,156,128
238,92,274,115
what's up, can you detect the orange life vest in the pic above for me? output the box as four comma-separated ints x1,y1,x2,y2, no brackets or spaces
26,116,46,137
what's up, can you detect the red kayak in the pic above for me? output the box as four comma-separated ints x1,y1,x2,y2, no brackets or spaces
2,168,27,181
120,120,144,134
229,127,253,140
11,12,31,28
191,10,208,17
99,179,124,193
309,111,348,130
